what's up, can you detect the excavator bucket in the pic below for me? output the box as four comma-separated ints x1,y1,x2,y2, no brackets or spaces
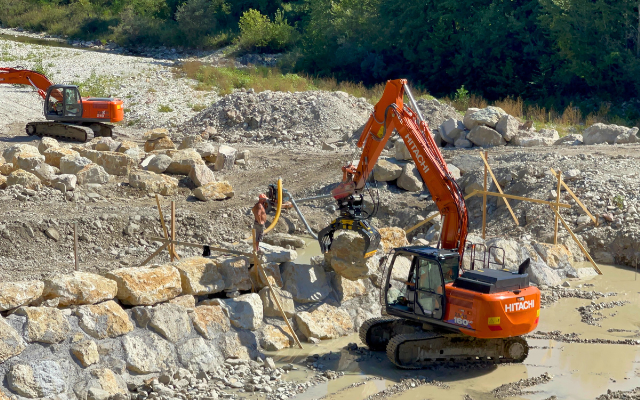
318,217,381,258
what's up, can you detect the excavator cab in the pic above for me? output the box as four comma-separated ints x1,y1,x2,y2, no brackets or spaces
44,85,82,120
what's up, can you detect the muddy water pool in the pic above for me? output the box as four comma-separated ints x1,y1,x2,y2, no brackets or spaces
263,261,640,399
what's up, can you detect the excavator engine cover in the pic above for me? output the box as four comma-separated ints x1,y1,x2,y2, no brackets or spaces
453,269,530,294
318,217,381,258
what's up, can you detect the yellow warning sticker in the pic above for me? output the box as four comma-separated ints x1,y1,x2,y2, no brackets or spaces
488,317,500,325
536,309,540,317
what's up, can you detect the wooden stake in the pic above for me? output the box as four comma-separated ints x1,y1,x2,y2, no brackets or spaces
74,223,79,271
554,170,562,245
482,151,488,239
150,237,253,257
479,152,518,226
139,243,170,267
549,206,602,275
550,168,597,225
405,192,478,234
473,190,571,208
170,201,176,262
156,195,179,260
252,228,302,349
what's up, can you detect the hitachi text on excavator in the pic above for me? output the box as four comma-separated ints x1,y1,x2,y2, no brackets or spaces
317,79,540,369
0,67,123,142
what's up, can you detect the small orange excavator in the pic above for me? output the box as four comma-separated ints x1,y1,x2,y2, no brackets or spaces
0,67,123,141
319,79,540,369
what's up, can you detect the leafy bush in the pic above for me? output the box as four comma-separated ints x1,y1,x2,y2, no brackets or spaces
237,9,296,53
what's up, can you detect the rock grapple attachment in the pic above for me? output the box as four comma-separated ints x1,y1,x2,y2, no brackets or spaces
318,217,381,258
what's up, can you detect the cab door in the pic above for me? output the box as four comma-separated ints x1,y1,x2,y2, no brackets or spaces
414,257,446,320
63,87,83,118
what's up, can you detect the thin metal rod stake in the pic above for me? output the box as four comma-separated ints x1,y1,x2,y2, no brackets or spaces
74,223,78,271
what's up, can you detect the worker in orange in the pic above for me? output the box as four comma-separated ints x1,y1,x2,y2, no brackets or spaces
252,194,268,253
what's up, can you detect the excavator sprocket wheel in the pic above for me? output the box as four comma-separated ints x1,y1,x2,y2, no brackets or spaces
359,317,399,351
386,332,530,370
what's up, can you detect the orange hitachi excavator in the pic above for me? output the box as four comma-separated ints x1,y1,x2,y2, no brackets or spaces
319,79,540,369
0,67,123,141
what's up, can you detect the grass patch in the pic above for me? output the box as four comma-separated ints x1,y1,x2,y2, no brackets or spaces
72,71,118,98
189,103,208,112
175,61,430,103
158,105,173,112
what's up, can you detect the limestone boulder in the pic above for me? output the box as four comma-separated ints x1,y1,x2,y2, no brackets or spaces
379,227,409,253
259,242,298,263
193,142,218,163
146,154,172,173
394,141,412,160
2,144,40,163
511,130,556,147
213,145,237,171
212,293,263,330
193,181,234,201
466,106,507,129
454,137,473,148
145,136,176,152
554,134,583,146
97,152,135,176
191,305,230,339
94,137,120,152
76,300,134,339
87,368,128,398
219,331,252,360
76,164,110,185
439,118,466,143
0,280,44,311
7,361,66,398
281,262,332,303
129,171,179,195
169,294,196,309
373,159,403,181
51,174,77,192
18,307,69,344
30,163,57,184
166,149,205,175
117,140,139,153
188,164,216,187
249,262,283,289
327,231,380,280
177,337,223,373
517,243,562,287
331,274,366,302
43,272,117,306
143,128,170,140
583,123,639,145
485,238,521,269
71,339,100,367
397,163,423,192
122,333,175,374
295,304,354,340
0,162,16,176
495,114,519,141
105,265,182,306
60,155,92,174
532,242,573,269
174,256,225,295
259,287,295,318
178,135,203,150
263,233,306,249
75,147,101,163
462,108,480,130
0,317,26,362
6,170,41,190
0,175,6,189
38,137,59,154
467,125,506,147
260,324,295,351
148,303,192,343
13,151,45,172
215,256,253,291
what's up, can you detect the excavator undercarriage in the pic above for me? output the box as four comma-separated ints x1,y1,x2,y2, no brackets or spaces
26,121,114,142
360,317,529,369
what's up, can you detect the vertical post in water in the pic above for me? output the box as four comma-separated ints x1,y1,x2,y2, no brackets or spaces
482,151,488,239
554,171,562,245
170,201,176,262
74,222,79,271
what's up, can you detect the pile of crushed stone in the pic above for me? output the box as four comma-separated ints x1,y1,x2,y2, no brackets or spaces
180,89,372,148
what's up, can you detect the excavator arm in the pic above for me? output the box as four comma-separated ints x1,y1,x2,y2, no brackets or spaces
0,67,62,101
320,79,468,257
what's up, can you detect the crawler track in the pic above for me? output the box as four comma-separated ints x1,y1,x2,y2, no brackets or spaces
26,121,113,142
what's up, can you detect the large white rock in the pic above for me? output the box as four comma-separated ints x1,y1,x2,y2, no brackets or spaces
211,293,263,331
60,155,92,174
439,118,465,143
51,174,77,192
2,144,40,164
106,265,182,306
214,145,237,171
554,134,583,146
43,272,117,306
281,262,332,303
192,181,234,201
397,163,423,192
0,281,44,311
462,108,480,130
174,256,225,295
129,171,179,195
148,303,193,343
326,231,380,280
258,242,298,263
495,114,519,141
146,154,172,173
0,316,26,362
122,333,175,374
188,164,216,187
76,164,110,185
466,106,507,129
467,125,506,147
7,361,66,398
295,304,354,340
394,141,412,160
373,159,403,181
166,149,205,175
583,123,639,145
259,287,295,318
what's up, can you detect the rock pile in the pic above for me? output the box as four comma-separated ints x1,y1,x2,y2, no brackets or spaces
180,90,372,148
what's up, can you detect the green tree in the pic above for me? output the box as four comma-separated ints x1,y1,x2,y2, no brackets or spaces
237,9,296,52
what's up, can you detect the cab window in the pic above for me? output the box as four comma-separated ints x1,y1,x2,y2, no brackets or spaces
440,257,459,284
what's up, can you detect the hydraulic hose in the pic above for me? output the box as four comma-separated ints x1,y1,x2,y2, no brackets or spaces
264,178,282,234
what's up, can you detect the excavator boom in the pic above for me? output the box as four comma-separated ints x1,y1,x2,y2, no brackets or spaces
0,67,61,100
321,79,468,256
